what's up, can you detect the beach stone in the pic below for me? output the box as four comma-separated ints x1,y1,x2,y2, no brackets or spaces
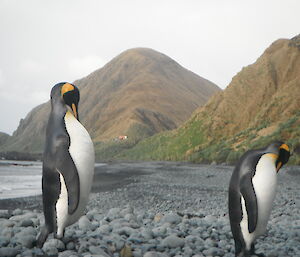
120,205,134,216
0,210,11,219
152,226,167,238
43,238,65,253
124,213,136,222
15,234,36,248
66,241,76,250
15,226,36,236
183,246,194,256
43,246,59,256
203,247,224,256
0,247,19,257
20,219,34,227
143,252,168,257
78,215,93,231
140,228,153,240
12,209,23,216
98,224,111,234
0,236,9,247
161,235,184,248
107,208,121,220
30,218,40,226
58,250,79,257
10,212,36,222
132,248,142,257
83,255,110,257
161,212,182,224
21,249,34,257
203,215,217,224
1,227,14,238
117,226,135,236
88,246,111,256
0,219,15,228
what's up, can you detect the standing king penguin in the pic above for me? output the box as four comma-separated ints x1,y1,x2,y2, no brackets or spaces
37,82,95,247
228,141,290,257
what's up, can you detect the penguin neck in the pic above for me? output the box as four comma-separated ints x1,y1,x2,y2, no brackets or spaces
51,98,66,115
46,99,67,138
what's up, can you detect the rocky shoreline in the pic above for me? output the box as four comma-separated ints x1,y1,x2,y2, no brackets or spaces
0,162,299,257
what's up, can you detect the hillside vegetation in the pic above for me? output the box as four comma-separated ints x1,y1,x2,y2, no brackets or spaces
118,35,300,164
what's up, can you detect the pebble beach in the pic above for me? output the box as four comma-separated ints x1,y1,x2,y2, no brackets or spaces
0,162,299,257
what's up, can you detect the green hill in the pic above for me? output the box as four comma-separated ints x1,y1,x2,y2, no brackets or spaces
117,35,300,164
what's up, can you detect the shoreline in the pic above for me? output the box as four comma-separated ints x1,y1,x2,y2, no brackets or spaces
0,162,298,212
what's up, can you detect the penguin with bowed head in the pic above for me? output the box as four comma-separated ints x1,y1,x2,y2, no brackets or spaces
228,141,290,257
37,82,95,247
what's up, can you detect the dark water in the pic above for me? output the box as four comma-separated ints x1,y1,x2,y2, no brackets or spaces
0,160,42,199
0,161,111,200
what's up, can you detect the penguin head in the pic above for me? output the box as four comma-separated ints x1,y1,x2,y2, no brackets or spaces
266,141,290,172
61,83,80,120
50,82,80,120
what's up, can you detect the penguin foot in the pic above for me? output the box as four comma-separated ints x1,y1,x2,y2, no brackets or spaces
36,226,50,248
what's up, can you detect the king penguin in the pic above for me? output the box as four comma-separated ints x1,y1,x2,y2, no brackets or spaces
37,82,95,247
228,141,290,257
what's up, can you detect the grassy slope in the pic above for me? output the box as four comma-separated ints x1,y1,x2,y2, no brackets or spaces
116,111,300,164
116,36,300,164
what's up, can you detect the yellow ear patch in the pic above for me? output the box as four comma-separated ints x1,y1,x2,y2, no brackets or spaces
61,83,74,95
280,144,289,152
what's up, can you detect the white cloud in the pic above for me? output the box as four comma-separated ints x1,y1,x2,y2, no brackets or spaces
67,55,106,80
19,59,46,75
0,69,5,89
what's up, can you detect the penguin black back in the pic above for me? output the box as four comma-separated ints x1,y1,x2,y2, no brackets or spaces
37,82,86,247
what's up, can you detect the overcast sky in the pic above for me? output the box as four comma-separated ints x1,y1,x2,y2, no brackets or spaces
0,0,299,135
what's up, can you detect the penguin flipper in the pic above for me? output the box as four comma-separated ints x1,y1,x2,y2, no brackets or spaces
240,173,258,233
56,144,80,215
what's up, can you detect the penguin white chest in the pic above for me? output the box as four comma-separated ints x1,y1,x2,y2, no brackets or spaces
56,112,94,234
252,154,277,233
240,154,277,249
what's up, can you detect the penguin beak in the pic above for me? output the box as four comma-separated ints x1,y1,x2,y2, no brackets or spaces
71,103,78,119
276,161,282,172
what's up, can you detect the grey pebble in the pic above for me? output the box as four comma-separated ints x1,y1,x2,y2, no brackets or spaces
161,212,182,224
0,235,10,247
12,209,23,216
0,210,11,219
43,238,65,253
88,246,111,257
58,250,79,257
9,212,36,222
106,208,122,220
161,234,185,248
20,219,34,227
0,247,19,257
143,252,168,257
15,234,36,248
78,215,93,231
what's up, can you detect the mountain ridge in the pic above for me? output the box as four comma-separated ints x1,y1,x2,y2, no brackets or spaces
117,35,300,164
0,47,220,156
